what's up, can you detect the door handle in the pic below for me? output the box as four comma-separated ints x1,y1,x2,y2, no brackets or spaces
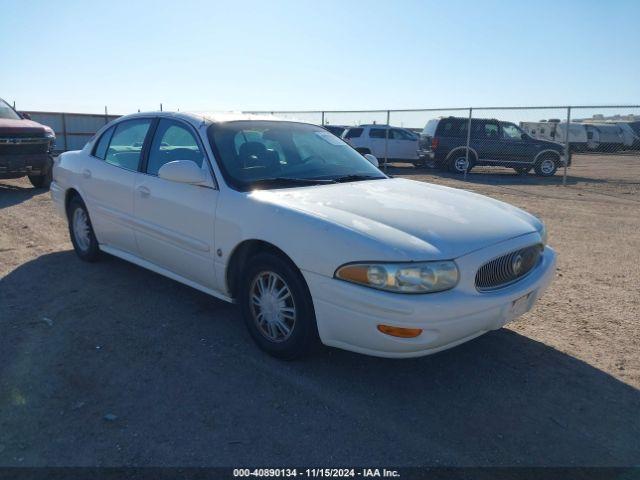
82,169,92,179
136,186,151,198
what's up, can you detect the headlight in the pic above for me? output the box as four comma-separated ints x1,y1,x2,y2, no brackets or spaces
538,224,548,245
335,261,459,293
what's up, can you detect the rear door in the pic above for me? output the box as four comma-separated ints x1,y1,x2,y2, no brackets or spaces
471,120,502,162
133,118,219,290
368,127,388,157
81,118,153,254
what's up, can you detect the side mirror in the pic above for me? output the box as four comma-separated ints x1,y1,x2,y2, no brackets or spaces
158,160,208,184
521,133,530,141
364,153,379,167
20,112,32,120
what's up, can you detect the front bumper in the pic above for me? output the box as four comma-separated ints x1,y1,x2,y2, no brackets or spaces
304,233,556,358
0,153,51,179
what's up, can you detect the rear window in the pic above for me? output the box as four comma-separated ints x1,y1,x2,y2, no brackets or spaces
344,128,363,138
421,119,439,136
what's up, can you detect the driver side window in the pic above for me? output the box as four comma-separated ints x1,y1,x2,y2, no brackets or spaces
502,124,523,141
147,120,204,176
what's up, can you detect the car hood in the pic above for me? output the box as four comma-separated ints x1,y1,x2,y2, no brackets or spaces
0,118,49,137
255,178,541,259
534,138,564,150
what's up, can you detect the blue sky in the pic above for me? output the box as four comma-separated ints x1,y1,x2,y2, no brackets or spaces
1,0,639,119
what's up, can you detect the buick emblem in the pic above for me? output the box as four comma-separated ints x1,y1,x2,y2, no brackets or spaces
511,253,524,275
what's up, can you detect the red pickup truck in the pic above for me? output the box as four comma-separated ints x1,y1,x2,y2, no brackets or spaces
0,98,56,188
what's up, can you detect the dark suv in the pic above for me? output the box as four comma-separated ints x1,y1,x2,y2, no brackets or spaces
417,117,570,176
0,98,56,188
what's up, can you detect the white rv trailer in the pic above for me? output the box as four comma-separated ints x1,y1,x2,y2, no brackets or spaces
520,121,589,151
521,120,637,151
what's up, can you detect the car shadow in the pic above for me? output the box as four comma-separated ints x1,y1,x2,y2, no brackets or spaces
0,181,43,209
1,251,638,466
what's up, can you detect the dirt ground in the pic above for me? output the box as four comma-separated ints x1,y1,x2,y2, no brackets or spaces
0,154,638,466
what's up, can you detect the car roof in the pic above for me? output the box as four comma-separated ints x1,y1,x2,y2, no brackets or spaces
115,111,318,127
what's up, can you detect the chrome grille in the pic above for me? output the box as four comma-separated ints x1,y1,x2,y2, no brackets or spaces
475,244,543,291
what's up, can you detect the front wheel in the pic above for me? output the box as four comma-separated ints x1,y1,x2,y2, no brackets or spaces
239,252,319,359
28,156,53,188
534,156,558,177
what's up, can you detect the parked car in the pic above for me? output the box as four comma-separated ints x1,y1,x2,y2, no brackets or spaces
323,125,348,137
342,124,419,162
51,112,555,359
0,98,56,188
418,117,570,176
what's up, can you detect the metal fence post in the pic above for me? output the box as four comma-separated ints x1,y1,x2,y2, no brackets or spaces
61,113,68,152
563,106,571,186
321,111,325,125
160,103,163,112
464,108,472,180
383,110,390,172
104,106,108,125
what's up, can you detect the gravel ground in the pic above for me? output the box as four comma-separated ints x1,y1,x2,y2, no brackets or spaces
0,154,638,466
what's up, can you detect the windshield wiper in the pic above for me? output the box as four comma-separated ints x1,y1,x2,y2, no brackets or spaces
332,174,386,183
250,177,337,188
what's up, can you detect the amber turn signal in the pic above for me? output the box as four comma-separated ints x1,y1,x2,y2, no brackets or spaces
377,325,423,338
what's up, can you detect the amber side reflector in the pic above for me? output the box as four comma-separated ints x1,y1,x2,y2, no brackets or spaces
377,325,423,338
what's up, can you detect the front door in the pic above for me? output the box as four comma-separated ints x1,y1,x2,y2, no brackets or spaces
390,128,418,160
132,119,219,290
498,123,536,164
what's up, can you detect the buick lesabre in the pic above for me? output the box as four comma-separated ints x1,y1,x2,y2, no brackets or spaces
51,112,556,359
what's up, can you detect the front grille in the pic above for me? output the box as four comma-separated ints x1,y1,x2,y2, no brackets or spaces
475,244,543,291
0,138,50,155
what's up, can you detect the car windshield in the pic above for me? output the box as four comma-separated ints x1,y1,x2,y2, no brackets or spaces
0,99,21,120
207,121,387,190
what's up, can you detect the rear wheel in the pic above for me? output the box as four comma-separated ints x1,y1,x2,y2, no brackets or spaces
447,151,474,174
239,252,318,359
534,155,558,177
67,196,100,262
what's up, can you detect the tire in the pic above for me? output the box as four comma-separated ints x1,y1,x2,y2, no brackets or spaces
239,252,319,360
447,150,474,174
513,166,531,175
67,196,100,262
534,155,559,177
28,164,53,188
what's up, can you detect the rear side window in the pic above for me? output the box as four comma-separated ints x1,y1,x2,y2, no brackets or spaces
344,128,363,138
369,128,387,138
93,126,115,159
105,119,152,171
436,119,468,138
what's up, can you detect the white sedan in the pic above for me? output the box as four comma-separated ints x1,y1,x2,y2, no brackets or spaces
51,112,556,359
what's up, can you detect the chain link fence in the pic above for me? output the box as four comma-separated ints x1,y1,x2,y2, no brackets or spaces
15,105,640,190
244,105,640,190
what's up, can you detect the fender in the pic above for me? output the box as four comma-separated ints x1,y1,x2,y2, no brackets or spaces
533,149,561,164
445,146,479,161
